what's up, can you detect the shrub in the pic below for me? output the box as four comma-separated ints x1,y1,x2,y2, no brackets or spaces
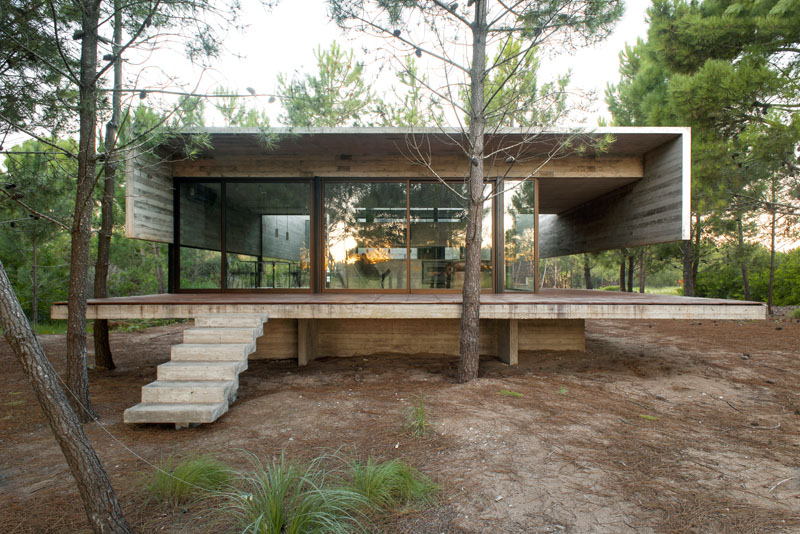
228,453,367,534
348,458,437,511
791,308,800,320
146,454,232,506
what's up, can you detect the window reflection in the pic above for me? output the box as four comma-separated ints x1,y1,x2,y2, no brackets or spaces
409,182,492,290
325,182,408,289
179,182,222,289
225,182,310,289
503,180,536,291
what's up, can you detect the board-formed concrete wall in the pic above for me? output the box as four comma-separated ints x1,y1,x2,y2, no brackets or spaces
538,133,689,258
125,149,174,243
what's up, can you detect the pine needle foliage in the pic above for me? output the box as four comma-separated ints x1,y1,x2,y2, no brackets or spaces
348,458,437,511
228,453,368,534
146,454,232,506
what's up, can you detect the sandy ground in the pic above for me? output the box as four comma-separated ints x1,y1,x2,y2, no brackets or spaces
1,314,799,533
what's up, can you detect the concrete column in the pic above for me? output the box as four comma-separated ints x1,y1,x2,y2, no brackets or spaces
297,319,317,366
497,319,518,366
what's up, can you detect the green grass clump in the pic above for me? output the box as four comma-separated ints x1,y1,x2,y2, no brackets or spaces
146,455,232,506
404,397,432,437
791,308,800,320
348,458,437,511
228,454,367,534
498,389,523,398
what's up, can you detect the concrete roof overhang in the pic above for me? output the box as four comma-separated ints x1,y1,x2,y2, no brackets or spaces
166,126,689,215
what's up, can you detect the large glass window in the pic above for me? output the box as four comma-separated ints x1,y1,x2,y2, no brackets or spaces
325,182,407,289
409,182,493,290
503,180,536,291
226,182,311,289
179,182,222,289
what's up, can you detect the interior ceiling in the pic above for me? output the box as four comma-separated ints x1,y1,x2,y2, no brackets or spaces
538,177,637,214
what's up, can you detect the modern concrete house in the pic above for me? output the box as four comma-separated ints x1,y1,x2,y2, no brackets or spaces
51,127,765,427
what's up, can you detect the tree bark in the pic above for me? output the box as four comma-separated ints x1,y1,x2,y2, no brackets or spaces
638,248,646,293
626,254,634,293
768,202,776,315
583,253,592,289
457,0,487,384
737,214,750,300
32,234,38,326
66,0,101,422
618,254,625,291
152,243,166,294
0,260,132,533
93,0,122,372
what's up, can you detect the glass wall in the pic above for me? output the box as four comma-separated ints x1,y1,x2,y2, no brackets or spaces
179,182,222,289
226,182,311,289
503,180,536,291
324,182,407,289
409,182,493,290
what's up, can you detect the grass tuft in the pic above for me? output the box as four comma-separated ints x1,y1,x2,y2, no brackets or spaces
791,308,800,320
228,453,367,534
348,458,437,511
404,397,432,437
146,454,232,506
498,389,523,398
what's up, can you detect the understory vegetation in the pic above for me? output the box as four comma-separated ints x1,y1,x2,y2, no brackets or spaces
144,452,437,532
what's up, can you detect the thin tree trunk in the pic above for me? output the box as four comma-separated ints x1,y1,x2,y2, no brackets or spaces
93,1,122,372
583,253,592,290
66,0,101,422
638,248,646,293
737,214,750,300
768,206,776,315
619,256,625,291
627,255,634,293
0,260,132,533
152,243,166,294
457,0,487,384
32,235,38,326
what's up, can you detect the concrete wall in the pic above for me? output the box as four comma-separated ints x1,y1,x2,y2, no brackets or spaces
125,149,174,243
538,134,689,258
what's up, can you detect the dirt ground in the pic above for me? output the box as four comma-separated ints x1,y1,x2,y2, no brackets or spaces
1,313,799,533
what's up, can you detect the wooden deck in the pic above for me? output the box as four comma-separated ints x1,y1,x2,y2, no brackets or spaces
51,289,766,321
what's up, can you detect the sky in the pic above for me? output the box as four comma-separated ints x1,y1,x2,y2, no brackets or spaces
172,0,651,126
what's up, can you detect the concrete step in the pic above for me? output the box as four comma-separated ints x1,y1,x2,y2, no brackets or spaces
171,343,252,362
157,361,246,382
123,402,228,425
141,380,235,404
183,327,258,345
194,313,267,330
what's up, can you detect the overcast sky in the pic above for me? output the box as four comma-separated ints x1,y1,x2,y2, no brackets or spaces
176,0,651,126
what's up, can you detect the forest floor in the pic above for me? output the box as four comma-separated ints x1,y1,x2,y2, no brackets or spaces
1,312,800,533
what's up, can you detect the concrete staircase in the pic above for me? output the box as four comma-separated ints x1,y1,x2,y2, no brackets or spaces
123,313,267,428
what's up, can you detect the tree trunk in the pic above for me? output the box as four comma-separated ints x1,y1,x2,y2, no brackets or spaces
583,253,592,290
627,255,634,293
93,2,122,372
152,243,166,294
638,248,646,293
619,256,625,291
32,235,38,326
0,260,132,533
457,0,487,384
768,206,776,315
66,0,101,422
737,214,750,300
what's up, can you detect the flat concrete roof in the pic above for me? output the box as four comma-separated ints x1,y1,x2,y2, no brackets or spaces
174,126,688,159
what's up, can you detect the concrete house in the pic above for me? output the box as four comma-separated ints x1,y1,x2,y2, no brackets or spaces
51,127,765,427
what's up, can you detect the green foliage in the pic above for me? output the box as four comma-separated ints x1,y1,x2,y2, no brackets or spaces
146,455,232,506
378,57,443,127
791,308,800,319
278,42,375,127
404,397,432,437
228,453,367,534
348,458,437,511
498,389,523,398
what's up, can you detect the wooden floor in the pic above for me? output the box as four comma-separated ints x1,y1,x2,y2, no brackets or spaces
51,289,766,321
